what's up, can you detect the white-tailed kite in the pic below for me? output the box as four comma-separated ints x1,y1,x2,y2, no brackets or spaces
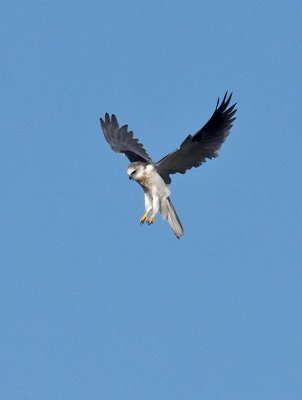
100,92,237,239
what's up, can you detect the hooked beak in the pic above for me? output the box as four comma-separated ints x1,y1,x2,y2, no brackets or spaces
128,176,132,180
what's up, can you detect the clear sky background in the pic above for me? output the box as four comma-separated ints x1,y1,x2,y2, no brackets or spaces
1,1,301,399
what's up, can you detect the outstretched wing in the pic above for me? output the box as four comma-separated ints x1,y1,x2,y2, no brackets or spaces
100,113,152,163
155,92,237,184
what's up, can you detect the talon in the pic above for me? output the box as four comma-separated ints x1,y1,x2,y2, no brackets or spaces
148,215,155,225
140,211,149,224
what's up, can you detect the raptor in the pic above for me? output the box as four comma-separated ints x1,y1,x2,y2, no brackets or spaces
100,92,237,239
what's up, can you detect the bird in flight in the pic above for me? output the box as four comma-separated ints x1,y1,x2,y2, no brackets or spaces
100,92,237,239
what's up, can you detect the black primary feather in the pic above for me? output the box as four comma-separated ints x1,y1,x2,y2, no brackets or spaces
100,113,152,163
155,92,237,184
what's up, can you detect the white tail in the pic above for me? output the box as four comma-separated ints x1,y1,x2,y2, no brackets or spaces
161,197,184,239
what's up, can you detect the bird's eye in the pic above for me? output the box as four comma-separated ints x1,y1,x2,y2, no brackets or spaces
130,170,136,175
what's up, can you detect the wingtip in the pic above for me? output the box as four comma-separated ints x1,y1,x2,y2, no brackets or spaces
100,113,111,127
215,91,234,112
100,113,120,127
223,91,232,104
216,91,232,108
100,116,105,129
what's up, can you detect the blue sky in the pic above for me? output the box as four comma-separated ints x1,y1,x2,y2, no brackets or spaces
1,1,301,399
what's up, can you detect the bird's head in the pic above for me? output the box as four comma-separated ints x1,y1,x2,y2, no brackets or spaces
127,162,147,181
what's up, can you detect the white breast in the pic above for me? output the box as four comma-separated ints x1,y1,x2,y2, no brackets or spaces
143,165,170,197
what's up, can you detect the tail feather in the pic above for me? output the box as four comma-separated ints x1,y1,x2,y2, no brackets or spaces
161,197,184,239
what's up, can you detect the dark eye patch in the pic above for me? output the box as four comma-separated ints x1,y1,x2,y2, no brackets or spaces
130,170,136,176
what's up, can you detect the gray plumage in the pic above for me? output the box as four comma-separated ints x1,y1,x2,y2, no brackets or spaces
100,92,237,238
100,113,152,163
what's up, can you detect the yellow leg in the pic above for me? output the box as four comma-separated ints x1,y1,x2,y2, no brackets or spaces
148,214,155,224
140,210,151,224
